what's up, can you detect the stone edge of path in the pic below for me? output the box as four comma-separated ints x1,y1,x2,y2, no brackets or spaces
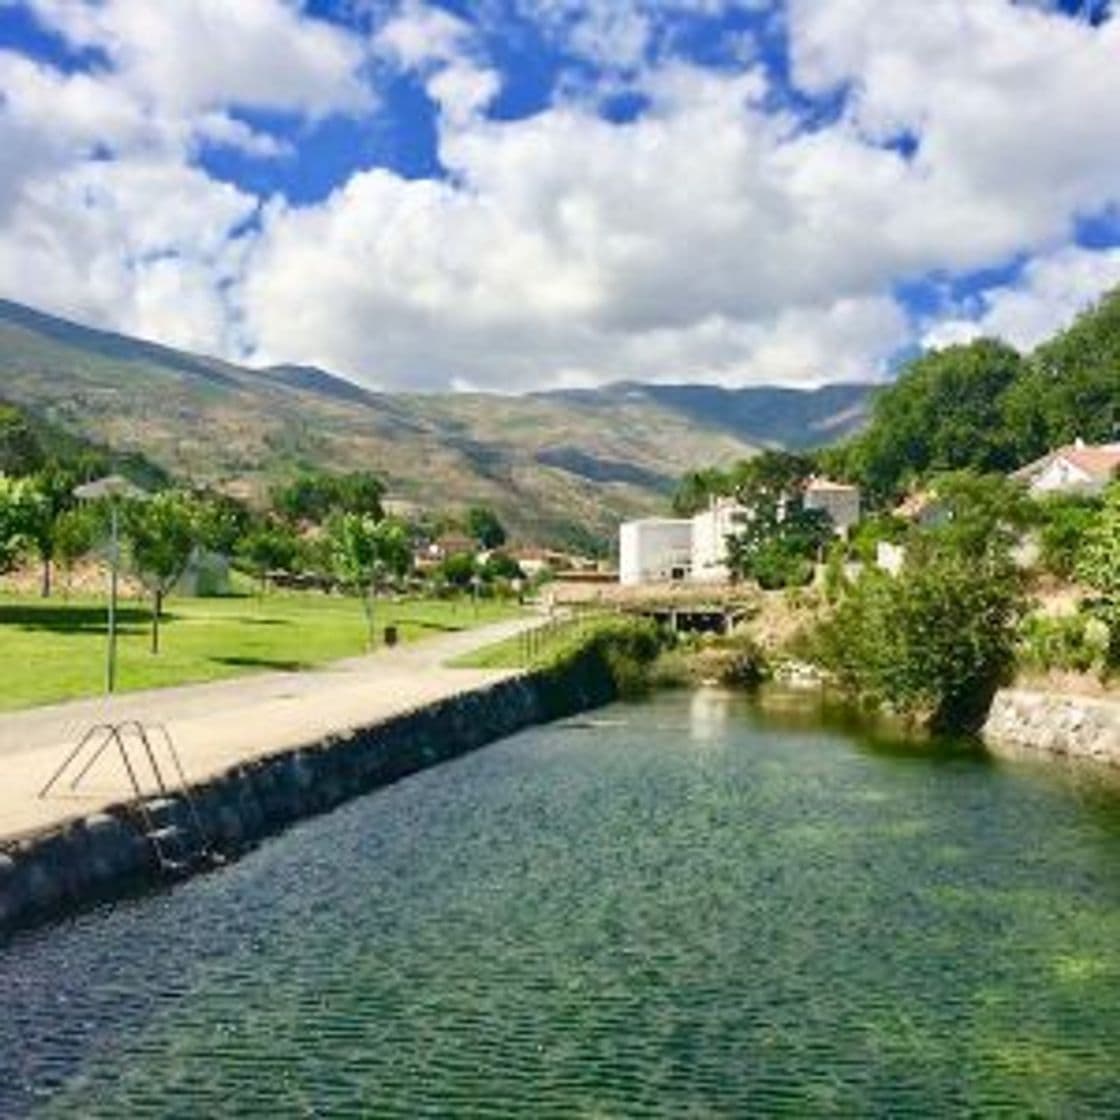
0,653,618,940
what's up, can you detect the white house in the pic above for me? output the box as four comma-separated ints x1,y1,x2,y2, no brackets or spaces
691,498,747,584
619,518,693,586
804,477,861,535
1011,439,1120,497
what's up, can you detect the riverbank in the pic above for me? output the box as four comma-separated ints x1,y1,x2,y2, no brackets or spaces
0,617,640,936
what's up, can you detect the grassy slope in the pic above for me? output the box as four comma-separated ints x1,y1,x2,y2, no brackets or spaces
0,591,520,712
0,299,872,548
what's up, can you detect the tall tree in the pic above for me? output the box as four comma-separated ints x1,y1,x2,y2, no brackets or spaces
467,505,506,550
0,405,44,477
329,514,411,648
124,492,198,654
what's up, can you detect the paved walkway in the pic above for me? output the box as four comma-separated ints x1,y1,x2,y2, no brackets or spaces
0,616,534,843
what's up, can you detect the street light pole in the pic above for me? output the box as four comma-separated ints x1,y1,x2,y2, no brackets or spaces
107,501,119,694
74,475,147,697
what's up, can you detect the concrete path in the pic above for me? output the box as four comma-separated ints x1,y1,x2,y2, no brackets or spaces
0,616,534,843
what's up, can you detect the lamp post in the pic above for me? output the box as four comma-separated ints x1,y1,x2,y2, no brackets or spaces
74,475,146,694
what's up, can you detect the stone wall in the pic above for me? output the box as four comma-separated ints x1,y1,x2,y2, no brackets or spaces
983,688,1120,765
0,652,618,938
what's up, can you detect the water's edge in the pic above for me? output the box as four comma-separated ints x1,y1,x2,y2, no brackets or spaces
983,687,1120,765
0,653,617,938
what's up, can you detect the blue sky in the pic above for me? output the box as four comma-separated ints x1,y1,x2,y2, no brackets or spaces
0,0,1118,391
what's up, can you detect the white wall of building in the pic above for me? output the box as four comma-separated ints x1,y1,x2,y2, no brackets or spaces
619,519,693,586
691,500,746,584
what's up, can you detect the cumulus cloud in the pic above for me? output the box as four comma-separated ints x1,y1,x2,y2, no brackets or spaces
0,0,1118,390
26,0,371,117
924,245,1120,351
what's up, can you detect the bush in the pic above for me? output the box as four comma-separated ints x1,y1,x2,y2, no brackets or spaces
1018,613,1110,676
816,544,1025,731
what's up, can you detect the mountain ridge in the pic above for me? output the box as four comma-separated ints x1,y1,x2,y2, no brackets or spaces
0,298,874,547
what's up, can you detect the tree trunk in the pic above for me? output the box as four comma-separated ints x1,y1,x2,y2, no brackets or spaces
40,556,51,599
151,589,163,654
363,586,376,650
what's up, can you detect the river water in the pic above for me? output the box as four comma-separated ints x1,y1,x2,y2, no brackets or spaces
2,689,1120,1117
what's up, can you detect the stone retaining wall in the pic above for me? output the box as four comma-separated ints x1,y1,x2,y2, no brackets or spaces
0,653,617,938
983,688,1120,766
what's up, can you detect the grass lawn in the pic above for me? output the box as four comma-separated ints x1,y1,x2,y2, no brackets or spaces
0,589,522,712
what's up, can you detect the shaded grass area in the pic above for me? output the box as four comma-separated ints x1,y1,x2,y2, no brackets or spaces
0,592,521,712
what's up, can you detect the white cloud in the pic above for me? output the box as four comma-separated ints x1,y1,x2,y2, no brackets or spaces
0,157,256,354
0,0,1119,392
924,245,1120,351
26,0,371,117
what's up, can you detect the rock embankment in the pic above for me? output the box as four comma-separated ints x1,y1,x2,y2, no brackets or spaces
983,688,1120,766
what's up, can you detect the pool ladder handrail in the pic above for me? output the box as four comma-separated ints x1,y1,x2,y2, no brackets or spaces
38,720,221,875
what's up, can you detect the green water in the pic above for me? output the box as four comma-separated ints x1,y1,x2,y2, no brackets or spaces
3,689,1120,1117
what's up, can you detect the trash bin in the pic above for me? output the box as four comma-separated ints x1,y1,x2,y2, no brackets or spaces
384,625,399,647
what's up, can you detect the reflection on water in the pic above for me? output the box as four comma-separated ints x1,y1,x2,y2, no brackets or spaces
2,690,1120,1117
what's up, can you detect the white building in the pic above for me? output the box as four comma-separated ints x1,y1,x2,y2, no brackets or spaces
1011,439,1120,497
619,518,693,586
804,477,861,535
691,499,747,584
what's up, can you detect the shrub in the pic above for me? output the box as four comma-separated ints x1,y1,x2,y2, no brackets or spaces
1018,613,1110,676
816,544,1025,731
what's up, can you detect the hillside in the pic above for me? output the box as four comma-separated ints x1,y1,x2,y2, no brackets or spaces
0,299,872,547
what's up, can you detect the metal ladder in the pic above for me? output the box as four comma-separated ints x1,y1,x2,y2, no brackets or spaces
38,721,222,875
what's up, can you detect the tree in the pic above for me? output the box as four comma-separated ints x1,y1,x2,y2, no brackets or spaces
0,475,39,571
818,538,1025,731
21,463,83,597
1037,494,1101,580
124,492,199,654
271,470,385,525
0,405,44,477
53,506,98,597
329,514,411,648
672,467,731,515
725,463,832,590
466,506,506,550
1077,485,1120,665
237,520,300,597
842,339,1025,504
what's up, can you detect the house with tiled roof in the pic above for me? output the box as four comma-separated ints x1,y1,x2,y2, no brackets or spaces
1011,439,1120,497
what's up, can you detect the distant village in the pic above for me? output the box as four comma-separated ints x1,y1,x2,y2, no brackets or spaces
616,439,1120,589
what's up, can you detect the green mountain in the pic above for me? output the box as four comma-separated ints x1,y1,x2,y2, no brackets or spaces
0,299,873,547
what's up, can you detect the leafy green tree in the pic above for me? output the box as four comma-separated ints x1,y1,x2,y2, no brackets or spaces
726,476,832,590
818,539,1025,730
917,471,1034,560
329,514,411,647
237,521,301,596
0,475,40,570
0,405,44,477
843,339,1025,504
271,470,384,525
438,551,478,589
466,505,506,550
1002,288,1120,459
192,489,252,555
1036,494,1101,580
672,467,732,515
1077,485,1120,665
53,506,99,597
123,492,199,654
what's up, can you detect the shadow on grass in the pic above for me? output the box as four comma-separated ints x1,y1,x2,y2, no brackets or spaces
211,655,311,672
0,603,158,635
231,617,294,627
393,618,468,633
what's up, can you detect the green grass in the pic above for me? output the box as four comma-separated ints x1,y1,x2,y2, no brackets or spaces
451,612,612,670
0,590,522,712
